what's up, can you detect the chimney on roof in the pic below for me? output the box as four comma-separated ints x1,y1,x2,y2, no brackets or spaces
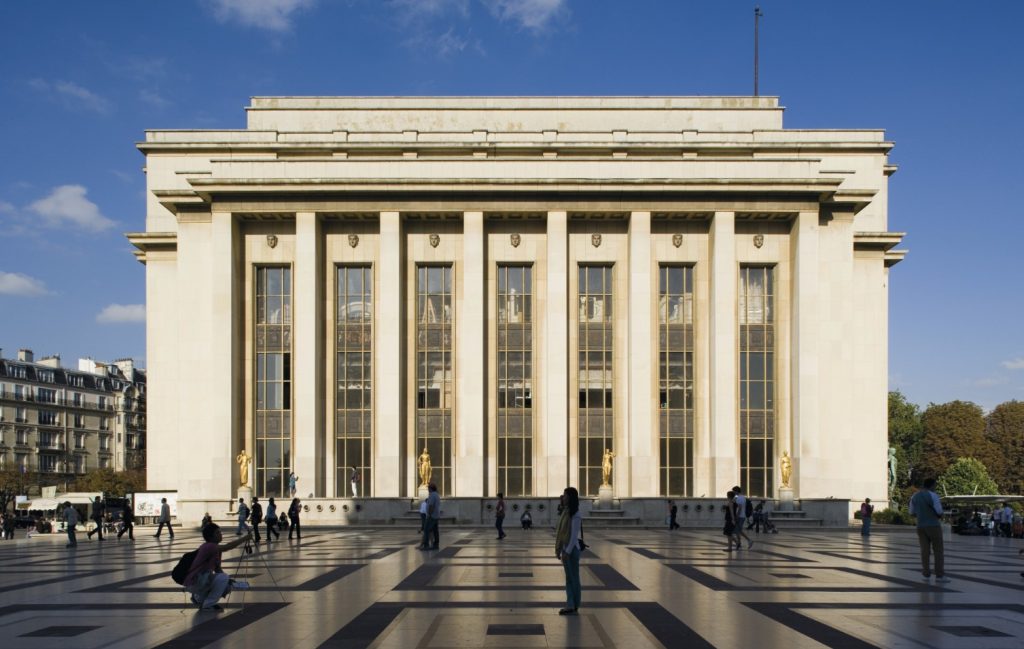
18,349,33,363
38,355,61,368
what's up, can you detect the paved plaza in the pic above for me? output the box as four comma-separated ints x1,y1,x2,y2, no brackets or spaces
0,524,1022,648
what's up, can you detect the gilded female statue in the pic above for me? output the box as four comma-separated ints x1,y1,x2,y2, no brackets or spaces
236,449,252,487
601,448,616,487
780,450,792,488
418,447,432,487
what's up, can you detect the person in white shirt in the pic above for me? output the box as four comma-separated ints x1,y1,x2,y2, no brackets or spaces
731,486,753,549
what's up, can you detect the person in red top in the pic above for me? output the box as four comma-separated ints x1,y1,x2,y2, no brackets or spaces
185,523,251,610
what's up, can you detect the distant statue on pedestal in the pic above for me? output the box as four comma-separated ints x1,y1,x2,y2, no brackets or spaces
601,448,616,487
418,448,432,487
236,449,252,487
888,447,897,494
780,450,792,488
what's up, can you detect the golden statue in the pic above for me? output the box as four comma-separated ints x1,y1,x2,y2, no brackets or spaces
236,449,252,487
780,450,792,488
418,447,432,487
601,448,616,487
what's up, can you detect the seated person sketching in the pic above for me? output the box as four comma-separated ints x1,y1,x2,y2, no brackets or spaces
520,511,533,530
184,523,251,610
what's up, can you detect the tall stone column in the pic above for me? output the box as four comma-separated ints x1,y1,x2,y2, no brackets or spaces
210,212,238,500
708,211,737,496
543,211,569,495
790,210,820,496
456,211,485,495
375,212,403,496
628,211,655,497
293,212,324,496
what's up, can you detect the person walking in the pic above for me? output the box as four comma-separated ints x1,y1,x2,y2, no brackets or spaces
418,498,428,535
62,502,79,548
724,491,738,550
349,466,360,498
418,482,440,550
555,486,583,615
288,498,302,540
184,523,252,611
249,497,262,543
264,497,280,541
1002,503,1014,539
86,496,106,541
235,498,250,536
732,486,753,549
860,498,874,537
910,478,949,583
668,500,680,530
118,501,135,541
495,493,507,540
154,497,174,538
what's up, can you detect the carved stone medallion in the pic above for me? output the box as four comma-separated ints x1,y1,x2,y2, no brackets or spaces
510,233,521,248
753,233,765,249
672,233,683,248
429,233,440,248
348,234,359,248
591,233,602,248
266,234,278,249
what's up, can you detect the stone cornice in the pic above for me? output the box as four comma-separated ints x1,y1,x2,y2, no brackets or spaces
126,231,177,264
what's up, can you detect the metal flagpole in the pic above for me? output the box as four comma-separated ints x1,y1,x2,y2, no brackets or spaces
754,6,764,96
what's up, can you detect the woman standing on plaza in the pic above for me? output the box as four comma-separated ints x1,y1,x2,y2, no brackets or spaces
555,486,583,615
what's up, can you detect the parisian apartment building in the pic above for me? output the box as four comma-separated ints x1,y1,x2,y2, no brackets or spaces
0,348,146,477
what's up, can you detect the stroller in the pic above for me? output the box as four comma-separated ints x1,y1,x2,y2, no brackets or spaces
760,512,779,534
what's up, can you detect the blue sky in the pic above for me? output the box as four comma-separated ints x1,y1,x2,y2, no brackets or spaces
1,1,1022,411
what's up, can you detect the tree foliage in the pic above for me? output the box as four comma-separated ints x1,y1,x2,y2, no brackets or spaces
73,469,146,497
0,466,38,514
918,400,992,481
888,391,923,499
936,457,998,496
985,400,1024,494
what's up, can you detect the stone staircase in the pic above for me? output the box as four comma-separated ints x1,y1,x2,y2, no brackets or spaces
768,510,823,528
585,509,641,526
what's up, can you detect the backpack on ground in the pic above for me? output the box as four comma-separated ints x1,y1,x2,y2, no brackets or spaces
171,550,199,585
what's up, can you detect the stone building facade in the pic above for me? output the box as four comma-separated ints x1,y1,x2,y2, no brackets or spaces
0,349,147,479
129,97,904,521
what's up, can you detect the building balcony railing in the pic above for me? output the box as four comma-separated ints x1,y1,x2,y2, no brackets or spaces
0,393,115,411
36,441,66,450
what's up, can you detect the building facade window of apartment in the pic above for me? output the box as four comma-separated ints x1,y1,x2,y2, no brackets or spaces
98,396,108,410
99,435,110,451
37,370,54,383
16,430,28,445
73,392,81,406
100,417,110,431
7,365,27,379
39,454,58,473
37,387,57,404
73,413,84,428
38,410,59,426
70,375,84,388
99,456,110,469
75,432,86,449
75,456,86,473
40,431,60,449
14,384,24,400
16,407,26,423
15,453,28,469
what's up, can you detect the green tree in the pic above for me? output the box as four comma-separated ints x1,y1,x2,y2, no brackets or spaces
73,469,146,497
888,391,923,497
0,465,39,514
985,400,1024,494
918,400,993,480
936,457,998,496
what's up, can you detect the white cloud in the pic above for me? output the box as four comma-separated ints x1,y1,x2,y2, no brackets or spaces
484,0,566,31
1003,357,1024,370
0,271,50,296
964,376,1009,389
139,89,171,109
96,304,146,324
28,185,115,232
207,0,317,32
0,200,14,214
29,79,112,114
